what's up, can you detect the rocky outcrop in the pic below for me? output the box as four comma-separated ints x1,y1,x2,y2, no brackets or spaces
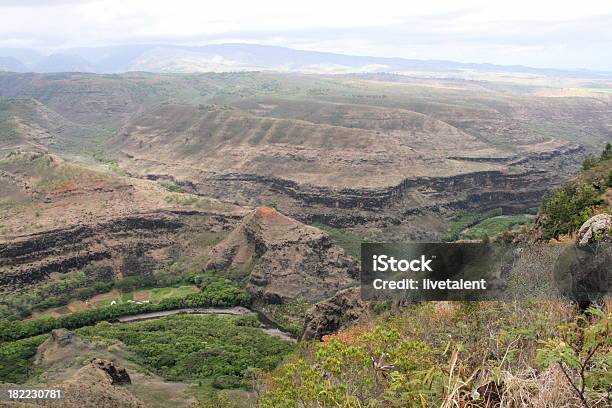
34,329,95,369
47,360,144,408
576,213,612,247
203,169,554,212
301,287,366,341
90,359,132,385
552,215,612,306
0,212,183,292
24,331,144,407
206,207,358,304
0,209,242,294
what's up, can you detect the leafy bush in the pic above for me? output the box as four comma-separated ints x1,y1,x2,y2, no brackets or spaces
159,181,185,193
0,335,46,383
537,308,611,407
539,183,602,239
259,301,591,407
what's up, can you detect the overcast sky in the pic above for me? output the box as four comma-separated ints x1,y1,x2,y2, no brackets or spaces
0,0,611,70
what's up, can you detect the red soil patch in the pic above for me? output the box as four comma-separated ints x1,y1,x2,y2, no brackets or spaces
322,327,371,346
133,290,151,301
90,289,120,304
50,182,79,194
256,207,279,218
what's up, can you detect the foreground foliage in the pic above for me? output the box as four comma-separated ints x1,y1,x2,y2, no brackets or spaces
539,183,602,240
258,302,611,408
538,144,611,240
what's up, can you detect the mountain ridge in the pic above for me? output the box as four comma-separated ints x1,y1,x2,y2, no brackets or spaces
1,43,611,77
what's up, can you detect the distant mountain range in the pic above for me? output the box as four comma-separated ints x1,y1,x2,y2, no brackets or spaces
0,43,610,77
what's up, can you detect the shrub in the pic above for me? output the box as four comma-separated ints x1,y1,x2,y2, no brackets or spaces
582,156,598,171
159,181,185,193
259,301,583,407
0,335,46,383
539,183,602,239
536,308,611,407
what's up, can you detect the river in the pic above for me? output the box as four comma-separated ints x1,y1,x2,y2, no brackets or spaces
112,306,297,342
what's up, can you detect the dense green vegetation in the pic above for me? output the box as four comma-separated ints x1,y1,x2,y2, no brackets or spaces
442,208,503,241
0,335,46,383
538,144,611,240
0,269,113,319
539,183,602,239
0,265,221,320
460,214,534,240
0,278,250,342
259,302,611,407
76,314,293,389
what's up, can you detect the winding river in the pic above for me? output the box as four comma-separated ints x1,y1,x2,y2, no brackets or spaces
112,306,297,342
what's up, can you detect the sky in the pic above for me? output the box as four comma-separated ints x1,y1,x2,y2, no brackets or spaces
0,0,611,70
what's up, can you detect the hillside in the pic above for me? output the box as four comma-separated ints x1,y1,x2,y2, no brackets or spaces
254,147,612,408
0,69,610,407
109,92,596,239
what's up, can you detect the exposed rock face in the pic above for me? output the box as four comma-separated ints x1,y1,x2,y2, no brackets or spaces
90,359,132,385
49,329,77,347
0,212,183,293
301,287,366,341
48,359,145,408
576,213,612,247
206,207,358,304
551,215,612,307
0,209,243,294
111,102,589,236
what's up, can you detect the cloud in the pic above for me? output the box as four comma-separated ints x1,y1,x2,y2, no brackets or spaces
0,0,95,6
0,0,610,70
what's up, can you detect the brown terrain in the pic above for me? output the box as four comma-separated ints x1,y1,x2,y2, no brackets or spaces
1,70,610,318
111,102,589,237
0,70,610,406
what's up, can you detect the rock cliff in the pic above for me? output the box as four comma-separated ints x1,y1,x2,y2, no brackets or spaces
206,207,358,304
